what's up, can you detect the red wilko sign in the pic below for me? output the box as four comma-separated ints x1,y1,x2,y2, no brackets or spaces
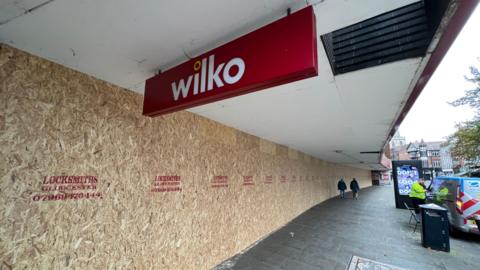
143,6,318,116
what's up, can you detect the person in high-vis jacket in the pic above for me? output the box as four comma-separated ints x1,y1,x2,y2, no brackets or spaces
435,185,449,203
409,178,426,218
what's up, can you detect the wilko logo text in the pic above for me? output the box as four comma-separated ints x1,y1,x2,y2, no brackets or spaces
172,55,245,101
143,6,317,116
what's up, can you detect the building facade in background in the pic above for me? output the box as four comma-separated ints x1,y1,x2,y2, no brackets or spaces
407,140,443,179
390,131,410,161
440,143,454,174
407,140,442,168
390,131,407,148
390,132,462,178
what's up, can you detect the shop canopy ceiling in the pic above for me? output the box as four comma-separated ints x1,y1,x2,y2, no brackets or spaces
0,0,472,170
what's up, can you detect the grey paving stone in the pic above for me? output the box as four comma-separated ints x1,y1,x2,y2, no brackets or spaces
214,186,480,270
280,259,325,270
300,248,347,268
268,244,305,260
249,247,286,266
282,236,310,250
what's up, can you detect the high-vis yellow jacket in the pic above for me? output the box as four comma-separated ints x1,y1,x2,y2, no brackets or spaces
409,182,426,199
436,187,449,202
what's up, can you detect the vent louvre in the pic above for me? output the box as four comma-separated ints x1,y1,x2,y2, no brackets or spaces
322,0,449,75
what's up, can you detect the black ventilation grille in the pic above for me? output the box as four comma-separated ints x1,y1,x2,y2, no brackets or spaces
321,0,449,75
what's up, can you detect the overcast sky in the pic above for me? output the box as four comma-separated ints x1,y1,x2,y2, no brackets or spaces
399,5,480,143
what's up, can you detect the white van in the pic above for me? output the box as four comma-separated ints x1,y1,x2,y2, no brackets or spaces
429,176,480,235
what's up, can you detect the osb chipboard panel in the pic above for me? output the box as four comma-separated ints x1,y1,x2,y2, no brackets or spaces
0,44,372,270
258,139,276,155
287,148,299,160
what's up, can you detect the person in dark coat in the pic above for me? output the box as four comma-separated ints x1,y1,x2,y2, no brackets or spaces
350,178,360,199
337,178,347,198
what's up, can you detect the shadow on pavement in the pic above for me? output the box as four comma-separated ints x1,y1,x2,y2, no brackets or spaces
214,186,480,270
450,229,480,243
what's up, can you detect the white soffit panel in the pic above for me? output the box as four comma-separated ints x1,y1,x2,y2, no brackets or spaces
0,0,445,169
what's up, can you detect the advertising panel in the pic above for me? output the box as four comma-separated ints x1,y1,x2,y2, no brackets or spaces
396,165,420,195
392,160,423,209
464,179,480,200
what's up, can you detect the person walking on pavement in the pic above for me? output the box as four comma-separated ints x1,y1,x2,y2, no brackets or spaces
337,178,347,198
409,177,426,220
350,178,360,199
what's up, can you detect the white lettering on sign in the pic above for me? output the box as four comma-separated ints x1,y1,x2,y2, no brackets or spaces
171,55,245,101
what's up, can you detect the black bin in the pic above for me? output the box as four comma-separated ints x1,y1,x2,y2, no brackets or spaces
419,203,450,252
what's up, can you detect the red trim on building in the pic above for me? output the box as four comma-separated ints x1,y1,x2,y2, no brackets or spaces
380,0,479,166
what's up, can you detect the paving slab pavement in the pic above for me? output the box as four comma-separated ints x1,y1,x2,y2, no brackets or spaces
214,185,480,270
